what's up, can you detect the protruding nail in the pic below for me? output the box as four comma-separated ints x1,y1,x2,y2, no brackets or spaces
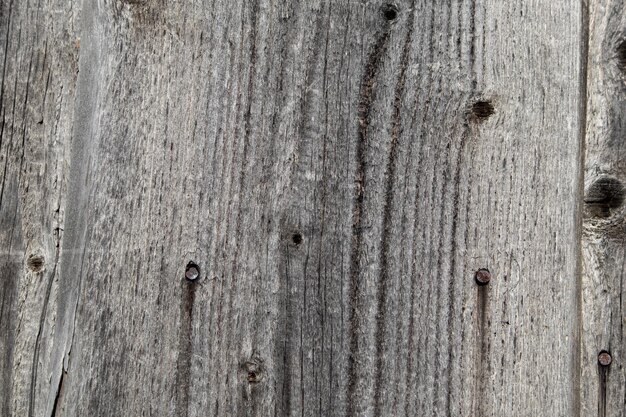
474,268,491,286
598,350,612,367
185,262,200,281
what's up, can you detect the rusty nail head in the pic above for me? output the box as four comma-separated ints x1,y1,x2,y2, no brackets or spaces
475,268,491,285
598,351,612,366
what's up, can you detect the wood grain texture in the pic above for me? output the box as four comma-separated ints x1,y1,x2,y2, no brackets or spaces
0,0,80,416
581,1,626,416
0,0,610,416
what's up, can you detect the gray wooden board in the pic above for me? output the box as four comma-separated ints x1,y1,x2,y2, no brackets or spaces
582,0,626,416
0,0,622,416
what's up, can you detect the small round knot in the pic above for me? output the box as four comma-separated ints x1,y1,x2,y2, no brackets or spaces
470,100,495,120
584,176,624,217
27,254,45,273
242,359,264,384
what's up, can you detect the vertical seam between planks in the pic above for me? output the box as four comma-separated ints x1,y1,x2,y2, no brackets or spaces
574,0,591,416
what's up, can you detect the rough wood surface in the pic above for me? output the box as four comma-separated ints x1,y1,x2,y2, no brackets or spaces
0,0,622,416
581,1,626,416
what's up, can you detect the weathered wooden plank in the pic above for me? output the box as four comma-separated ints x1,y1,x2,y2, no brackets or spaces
0,0,588,416
582,1,626,416
0,0,80,416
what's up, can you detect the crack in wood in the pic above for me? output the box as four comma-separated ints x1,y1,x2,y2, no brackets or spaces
50,370,66,417
29,228,63,417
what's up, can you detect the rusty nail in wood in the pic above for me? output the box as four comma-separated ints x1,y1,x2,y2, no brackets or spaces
185,262,200,281
598,351,612,366
475,268,491,285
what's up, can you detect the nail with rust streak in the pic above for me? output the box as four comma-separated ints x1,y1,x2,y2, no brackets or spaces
474,268,491,286
598,351,612,366
185,262,200,281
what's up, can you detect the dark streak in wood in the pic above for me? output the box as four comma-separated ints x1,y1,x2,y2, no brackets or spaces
373,6,415,415
616,39,626,72
175,281,196,417
347,28,389,416
474,284,489,417
280,258,292,415
0,258,17,417
597,363,608,417
469,0,477,91
443,130,470,415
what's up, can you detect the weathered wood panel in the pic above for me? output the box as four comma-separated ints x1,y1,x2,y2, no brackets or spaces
582,1,626,416
0,0,611,416
0,0,80,416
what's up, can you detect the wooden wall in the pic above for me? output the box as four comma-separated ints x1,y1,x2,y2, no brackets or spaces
0,0,623,416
